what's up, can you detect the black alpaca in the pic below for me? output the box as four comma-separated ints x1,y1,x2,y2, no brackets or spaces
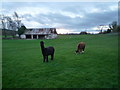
40,41,55,62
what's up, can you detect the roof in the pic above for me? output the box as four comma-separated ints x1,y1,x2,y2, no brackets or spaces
24,28,56,35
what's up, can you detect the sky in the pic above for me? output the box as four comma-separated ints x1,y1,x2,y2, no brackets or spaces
1,1,119,34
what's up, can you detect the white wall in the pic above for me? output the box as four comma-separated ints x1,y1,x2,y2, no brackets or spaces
20,35,26,39
45,34,57,39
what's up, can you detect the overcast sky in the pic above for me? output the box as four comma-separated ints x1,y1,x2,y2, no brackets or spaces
1,2,118,34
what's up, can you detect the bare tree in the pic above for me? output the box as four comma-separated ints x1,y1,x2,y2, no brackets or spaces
109,21,118,32
1,17,7,38
99,25,104,33
13,12,21,29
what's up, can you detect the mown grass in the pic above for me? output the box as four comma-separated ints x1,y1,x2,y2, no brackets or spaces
2,34,118,88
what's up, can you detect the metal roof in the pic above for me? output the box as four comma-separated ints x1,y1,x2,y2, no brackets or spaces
24,28,56,35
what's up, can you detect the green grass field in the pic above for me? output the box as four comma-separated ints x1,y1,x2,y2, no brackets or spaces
2,34,118,88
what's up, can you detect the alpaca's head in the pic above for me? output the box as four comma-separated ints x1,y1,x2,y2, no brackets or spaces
40,41,44,46
75,50,79,53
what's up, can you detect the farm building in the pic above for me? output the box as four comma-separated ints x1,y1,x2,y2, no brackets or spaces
20,28,57,39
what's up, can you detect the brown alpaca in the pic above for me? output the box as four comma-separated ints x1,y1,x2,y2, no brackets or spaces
76,42,86,54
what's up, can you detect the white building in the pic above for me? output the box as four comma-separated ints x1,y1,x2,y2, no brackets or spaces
21,28,57,39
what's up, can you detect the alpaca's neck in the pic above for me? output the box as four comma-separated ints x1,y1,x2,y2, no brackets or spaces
40,44,45,53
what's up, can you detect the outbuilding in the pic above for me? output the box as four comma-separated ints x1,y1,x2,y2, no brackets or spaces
20,28,57,39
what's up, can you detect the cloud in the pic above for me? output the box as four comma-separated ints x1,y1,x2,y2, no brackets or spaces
1,2,118,33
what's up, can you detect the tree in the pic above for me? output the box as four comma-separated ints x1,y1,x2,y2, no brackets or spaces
13,12,21,29
18,25,26,38
117,25,120,32
109,21,118,32
106,29,111,33
1,19,7,38
98,25,104,33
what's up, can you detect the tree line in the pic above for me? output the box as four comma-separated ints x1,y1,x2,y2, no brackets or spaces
2,25,26,39
100,21,120,34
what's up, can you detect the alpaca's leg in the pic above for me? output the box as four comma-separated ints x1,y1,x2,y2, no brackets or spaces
46,56,48,62
51,54,54,60
43,56,45,62
78,49,81,54
83,47,85,51
82,47,85,53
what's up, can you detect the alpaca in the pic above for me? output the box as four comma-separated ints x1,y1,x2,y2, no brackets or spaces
76,42,86,54
40,41,55,62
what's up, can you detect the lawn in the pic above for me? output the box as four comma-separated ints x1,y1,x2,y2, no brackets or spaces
2,34,118,88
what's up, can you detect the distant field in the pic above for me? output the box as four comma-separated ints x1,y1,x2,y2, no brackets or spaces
2,34,118,88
